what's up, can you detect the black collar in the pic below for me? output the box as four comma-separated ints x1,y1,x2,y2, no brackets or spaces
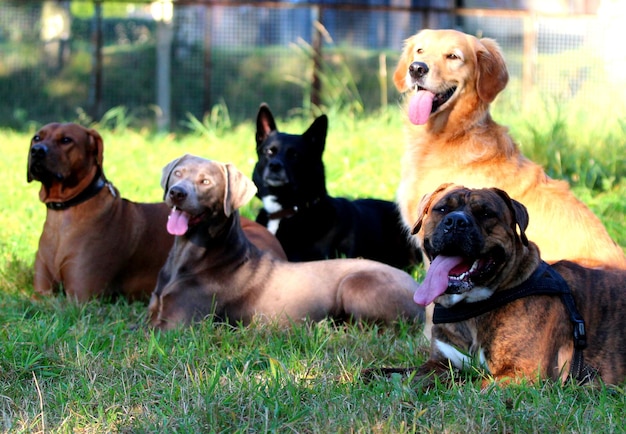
433,261,591,383
433,262,566,323
266,196,322,220
45,173,113,211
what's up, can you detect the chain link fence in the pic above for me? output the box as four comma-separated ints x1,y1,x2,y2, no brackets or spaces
0,0,624,130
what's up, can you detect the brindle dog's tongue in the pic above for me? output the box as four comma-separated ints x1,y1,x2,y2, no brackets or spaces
167,208,190,236
408,90,435,125
413,255,464,306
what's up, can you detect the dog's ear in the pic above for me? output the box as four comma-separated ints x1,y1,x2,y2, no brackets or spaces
393,36,416,92
303,114,328,153
160,155,188,200
475,37,509,103
411,183,455,235
492,188,529,246
222,163,257,217
87,127,104,169
27,135,34,183
256,103,277,147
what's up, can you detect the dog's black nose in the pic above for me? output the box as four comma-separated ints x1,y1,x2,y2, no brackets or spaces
409,62,429,79
269,161,283,172
442,211,470,233
168,185,187,203
30,144,48,160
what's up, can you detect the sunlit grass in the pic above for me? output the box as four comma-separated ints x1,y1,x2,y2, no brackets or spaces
1,106,625,432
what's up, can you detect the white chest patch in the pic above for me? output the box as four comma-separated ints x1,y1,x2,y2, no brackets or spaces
267,219,280,235
434,339,488,372
262,195,283,214
262,195,283,235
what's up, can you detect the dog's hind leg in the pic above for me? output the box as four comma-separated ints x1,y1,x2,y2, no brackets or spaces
337,270,423,324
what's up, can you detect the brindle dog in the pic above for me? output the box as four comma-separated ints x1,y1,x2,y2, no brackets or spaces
366,184,626,388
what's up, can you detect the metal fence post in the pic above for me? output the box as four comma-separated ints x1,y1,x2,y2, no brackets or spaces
88,0,103,121
311,5,322,111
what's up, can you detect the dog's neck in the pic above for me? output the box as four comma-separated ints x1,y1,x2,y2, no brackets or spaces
262,194,323,234
45,170,116,211
423,105,517,162
185,212,254,263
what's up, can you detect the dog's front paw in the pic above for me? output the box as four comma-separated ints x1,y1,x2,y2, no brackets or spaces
360,360,459,391
411,360,459,390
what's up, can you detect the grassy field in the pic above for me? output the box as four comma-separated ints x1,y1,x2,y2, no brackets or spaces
1,105,625,432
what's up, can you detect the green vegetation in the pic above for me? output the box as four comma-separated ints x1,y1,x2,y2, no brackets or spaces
0,105,625,432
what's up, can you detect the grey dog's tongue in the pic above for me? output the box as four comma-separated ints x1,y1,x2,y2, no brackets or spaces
167,207,190,236
408,90,436,125
413,255,464,306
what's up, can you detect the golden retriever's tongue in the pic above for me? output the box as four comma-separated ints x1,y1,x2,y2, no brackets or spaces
408,90,435,125
167,208,190,236
413,255,465,306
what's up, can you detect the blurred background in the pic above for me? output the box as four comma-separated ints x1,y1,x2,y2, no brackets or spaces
1,0,624,131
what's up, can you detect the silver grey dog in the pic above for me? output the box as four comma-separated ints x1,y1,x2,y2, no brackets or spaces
149,154,424,330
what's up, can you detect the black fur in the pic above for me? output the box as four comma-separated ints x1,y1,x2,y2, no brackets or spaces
252,103,420,269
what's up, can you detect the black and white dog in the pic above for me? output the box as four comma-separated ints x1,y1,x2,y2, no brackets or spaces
252,103,420,269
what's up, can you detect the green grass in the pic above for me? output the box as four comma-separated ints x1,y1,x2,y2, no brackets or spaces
1,106,625,432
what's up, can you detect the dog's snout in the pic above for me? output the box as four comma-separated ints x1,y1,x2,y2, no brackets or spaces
30,144,48,160
409,61,429,79
168,185,188,204
442,211,470,232
268,161,283,172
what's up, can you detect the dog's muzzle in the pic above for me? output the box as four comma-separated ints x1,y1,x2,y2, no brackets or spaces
30,143,48,161
28,143,61,181
409,61,429,80
167,185,188,206
263,161,289,187
428,211,483,258
442,211,471,233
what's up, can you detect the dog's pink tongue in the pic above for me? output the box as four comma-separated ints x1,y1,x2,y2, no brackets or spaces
413,256,465,306
167,208,190,236
408,90,435,125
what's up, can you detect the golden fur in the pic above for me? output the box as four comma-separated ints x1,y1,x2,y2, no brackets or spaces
394,29,626,270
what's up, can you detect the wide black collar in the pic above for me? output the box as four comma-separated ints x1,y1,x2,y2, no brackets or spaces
433,261,567,323
45,172,114,211
433,260,591,383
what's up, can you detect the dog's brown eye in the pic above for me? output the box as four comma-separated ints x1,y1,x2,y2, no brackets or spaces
201,179,211,185
32,135,41,142
60,136,72,144
481,208,496,219
417,48,423,54
446,53,458,60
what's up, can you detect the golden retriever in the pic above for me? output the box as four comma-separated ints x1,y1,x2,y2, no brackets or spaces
393,28,626,271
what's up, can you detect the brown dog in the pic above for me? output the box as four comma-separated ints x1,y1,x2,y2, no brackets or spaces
393,29,626,271
28,123,285,302
148,155,424,330
399,184,625,387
